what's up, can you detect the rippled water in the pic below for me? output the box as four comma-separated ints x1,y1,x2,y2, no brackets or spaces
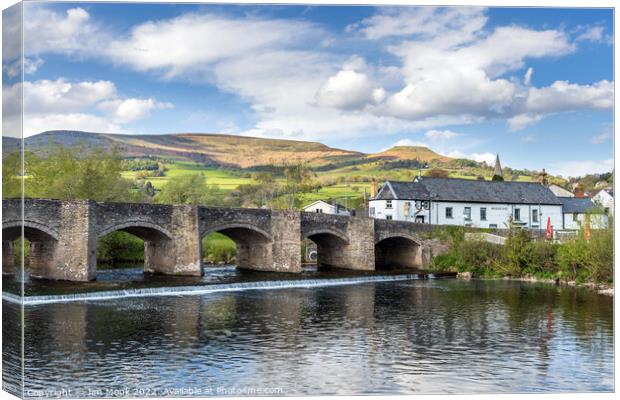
2,279,614,397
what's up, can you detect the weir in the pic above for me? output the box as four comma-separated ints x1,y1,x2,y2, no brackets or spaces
2,198,447,282
2,274,430,305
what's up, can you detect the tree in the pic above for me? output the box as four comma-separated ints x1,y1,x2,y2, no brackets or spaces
492,174,504,181
25,144,148,202
2,150,22,198
155,173,222,206
425,168,450,178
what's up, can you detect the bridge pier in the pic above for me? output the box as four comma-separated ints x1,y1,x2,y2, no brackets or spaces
47,200,97,281
268,211,302,272
145,205,203,276
2,241,14,275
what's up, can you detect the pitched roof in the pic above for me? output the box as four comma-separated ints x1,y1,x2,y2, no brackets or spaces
558,197,596,213
378,177,562,205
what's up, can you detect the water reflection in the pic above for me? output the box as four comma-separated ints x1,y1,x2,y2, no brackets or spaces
3,280,613,397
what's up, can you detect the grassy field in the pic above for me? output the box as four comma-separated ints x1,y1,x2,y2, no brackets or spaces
122,162,253,190
123,159,540,208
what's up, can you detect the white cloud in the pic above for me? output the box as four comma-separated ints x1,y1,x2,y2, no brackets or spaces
549,159,613,178
524,67,533,85
576,26,605,43
507,113,544,131
98,98,173,123
105,13,323,80
424,129,461,140
23,78,117,114
23,7,102,57
315,69,383,110
18,7,614,140
379,12,576,124
590,129,612,144
348,7,488,42
523,80,612,114
5,78,172,137
23,113,123,138
444,150,495,165
383,139,429,151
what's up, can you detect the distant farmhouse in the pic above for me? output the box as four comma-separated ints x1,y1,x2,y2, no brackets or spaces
303,200,352,216
369,176,564,230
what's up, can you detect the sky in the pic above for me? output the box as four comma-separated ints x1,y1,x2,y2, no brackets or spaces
1,3,614,177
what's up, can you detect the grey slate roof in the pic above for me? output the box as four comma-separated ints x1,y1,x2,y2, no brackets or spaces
558,197,596,213
380,177,562,205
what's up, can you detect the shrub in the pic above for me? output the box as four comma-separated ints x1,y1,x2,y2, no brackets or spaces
97,231,145,266
203,232,236,264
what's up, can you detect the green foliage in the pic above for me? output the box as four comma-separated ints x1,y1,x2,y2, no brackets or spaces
23,145,148,202
491,174,504,181
2,151,22,198
432,223,613,284
203,232,236,264
97,231,145,265
155,173,223,206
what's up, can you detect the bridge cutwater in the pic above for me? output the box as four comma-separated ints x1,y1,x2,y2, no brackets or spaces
2,199,448,282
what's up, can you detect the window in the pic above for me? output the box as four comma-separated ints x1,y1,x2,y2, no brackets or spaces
480,207,487,221
369,207,375,216
514,208,520,221
422,201,429,209
415,200,422,209
532,209,538,223
573,212,579,222
464,207,471,220
315,208,323,213
386,215,393,220
386,200,392,209
445,207,453,219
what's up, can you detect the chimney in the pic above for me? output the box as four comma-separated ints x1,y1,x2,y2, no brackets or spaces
370,177,378,198
538,168,548,186
573,183,585,198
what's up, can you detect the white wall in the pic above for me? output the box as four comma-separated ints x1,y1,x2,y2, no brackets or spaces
563,212,608,230
593,191,614,216
369,199,430,222
370,199,563,229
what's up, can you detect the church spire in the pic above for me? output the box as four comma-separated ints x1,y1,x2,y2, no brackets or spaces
493,154,503,180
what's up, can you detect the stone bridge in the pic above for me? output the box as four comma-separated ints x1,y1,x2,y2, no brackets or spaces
2,198,445,281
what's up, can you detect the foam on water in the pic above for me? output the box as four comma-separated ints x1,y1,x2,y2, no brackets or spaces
3,274,422,305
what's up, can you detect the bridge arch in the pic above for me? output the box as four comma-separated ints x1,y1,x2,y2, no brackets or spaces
96,219,176,276
201,223,273,270
2,220,59,277
302,229,350,269
375,233,423,270
97,220,173,241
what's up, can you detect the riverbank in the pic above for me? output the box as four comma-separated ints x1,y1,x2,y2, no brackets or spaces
456,272,614,296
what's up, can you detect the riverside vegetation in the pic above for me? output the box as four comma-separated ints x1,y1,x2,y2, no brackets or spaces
3,144,613,282
430,224,613,285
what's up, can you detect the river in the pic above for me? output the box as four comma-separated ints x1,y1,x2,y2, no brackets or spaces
2,276,613,397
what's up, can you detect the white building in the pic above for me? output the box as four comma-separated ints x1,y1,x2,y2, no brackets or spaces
592,189,614,216
369,177,564,230
548,184,574,198
303,200,352,216
557,197,608,230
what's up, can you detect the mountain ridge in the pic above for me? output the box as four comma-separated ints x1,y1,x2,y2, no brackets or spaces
5,130,454,169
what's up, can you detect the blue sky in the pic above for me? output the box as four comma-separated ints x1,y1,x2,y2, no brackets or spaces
2,3,614,177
